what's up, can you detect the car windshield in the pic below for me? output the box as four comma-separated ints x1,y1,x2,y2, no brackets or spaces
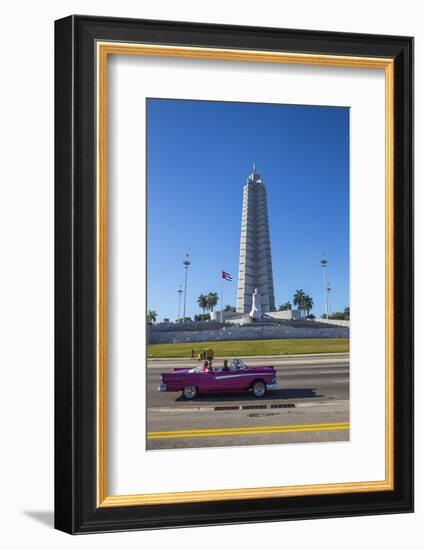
188,366,202,373
231,359,246,371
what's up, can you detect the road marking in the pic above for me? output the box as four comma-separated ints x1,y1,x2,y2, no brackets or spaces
147,421,349,439
318,370,349,374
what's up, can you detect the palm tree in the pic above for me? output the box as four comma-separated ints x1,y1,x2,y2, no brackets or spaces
146,310,157,326
197,294,208,313
302,295,314,316
207,292,219,312
293,290,305,311
344,306,350,320
224,304,235,312
278,302,292,311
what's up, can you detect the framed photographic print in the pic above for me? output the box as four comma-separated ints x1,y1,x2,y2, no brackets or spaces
54,15,413,533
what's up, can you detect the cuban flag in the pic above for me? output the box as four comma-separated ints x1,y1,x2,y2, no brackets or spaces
222,271,232,281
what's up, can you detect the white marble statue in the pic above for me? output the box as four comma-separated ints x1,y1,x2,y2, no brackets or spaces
249,288,262,319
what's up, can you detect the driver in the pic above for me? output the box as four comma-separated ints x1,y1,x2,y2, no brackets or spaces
222,359,230,371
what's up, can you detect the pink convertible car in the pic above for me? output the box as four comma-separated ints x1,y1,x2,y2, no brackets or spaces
158,359,277,399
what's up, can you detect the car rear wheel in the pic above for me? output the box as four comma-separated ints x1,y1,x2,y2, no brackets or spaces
183,385,197,400
252,380,266,398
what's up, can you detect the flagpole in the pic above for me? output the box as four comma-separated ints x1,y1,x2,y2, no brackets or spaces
220,272,224,323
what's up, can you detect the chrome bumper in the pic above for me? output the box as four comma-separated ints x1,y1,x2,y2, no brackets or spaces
267,383,278,390
158,384,167,392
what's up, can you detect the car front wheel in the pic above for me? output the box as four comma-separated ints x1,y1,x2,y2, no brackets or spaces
183,385,197,400
252,380,266,398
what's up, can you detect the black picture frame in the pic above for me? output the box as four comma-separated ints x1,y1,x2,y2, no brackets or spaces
55,15,413,534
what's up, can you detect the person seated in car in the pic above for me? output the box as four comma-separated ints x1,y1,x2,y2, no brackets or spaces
222,359,229,371
201,361,214,373
201,361,209,372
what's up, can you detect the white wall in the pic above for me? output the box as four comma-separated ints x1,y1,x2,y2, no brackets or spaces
310,318,351,327
0,1,421,548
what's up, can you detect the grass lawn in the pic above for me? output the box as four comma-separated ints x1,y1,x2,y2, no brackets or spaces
147,338,349,358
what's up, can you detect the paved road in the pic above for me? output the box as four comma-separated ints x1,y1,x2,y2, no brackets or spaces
146,353,349,450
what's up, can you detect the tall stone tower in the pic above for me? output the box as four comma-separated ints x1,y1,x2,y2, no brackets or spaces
236,165,275,314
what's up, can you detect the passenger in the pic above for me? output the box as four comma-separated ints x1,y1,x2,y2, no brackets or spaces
201,361,209,373
222,359,229,371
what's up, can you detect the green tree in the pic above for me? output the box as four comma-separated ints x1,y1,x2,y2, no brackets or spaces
224,304,235,312
194,313,211,321
302,295,314,316
328,311,347,320
146,310,157,325
176,316,192,323
197,294,208,313
344,307,350,320
207,292,219,312
278,302,292,311
293,290,306,311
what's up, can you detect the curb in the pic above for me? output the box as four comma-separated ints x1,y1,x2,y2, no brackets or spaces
148,399,348,414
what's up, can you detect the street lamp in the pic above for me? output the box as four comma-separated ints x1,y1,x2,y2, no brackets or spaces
320,255,329,319
327,285,332,316
182,253,191,321
177,285,183,322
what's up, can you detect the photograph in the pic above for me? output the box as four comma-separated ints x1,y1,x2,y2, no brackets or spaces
146,98,350,451
51,9,413,536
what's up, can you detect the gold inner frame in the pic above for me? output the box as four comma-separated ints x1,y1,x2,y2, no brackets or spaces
96,42,395,508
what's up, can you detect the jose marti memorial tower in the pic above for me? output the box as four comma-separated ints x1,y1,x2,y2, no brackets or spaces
236,165,276,314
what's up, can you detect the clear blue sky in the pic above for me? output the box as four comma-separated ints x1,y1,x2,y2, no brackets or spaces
147,98,349,321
